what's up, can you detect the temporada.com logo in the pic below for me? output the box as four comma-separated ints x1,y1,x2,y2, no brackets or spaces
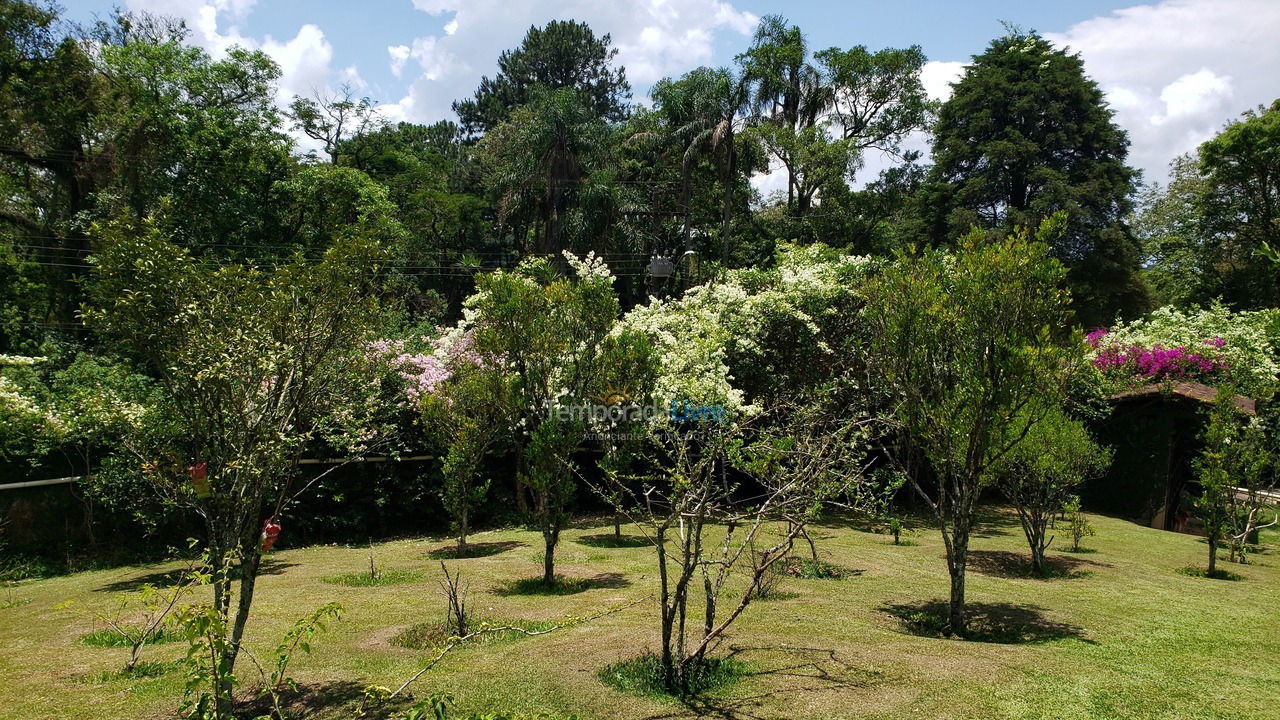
546,386,728,424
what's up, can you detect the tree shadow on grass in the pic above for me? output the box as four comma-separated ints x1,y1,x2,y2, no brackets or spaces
639,645,889,720
95,558,298,593
969,507,1022,538
492,571,630,596
881,599,1091,645
967,550,1111,580
426,540,525,560
235,680,418,720
576,533,651,549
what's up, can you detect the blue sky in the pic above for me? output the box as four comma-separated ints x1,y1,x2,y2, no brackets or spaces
56,1,1280,183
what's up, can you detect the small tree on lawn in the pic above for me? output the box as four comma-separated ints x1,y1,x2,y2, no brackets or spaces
1063,495,1095,552
421,357,509,558
464,252,620,585
863,221,1080,635
602,396,871,693
86,217,389,711
1195,388,1276,570
997,408,1110,575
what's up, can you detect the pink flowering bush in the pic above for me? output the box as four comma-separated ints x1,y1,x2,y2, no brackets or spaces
1086,328,1230,385
367,332,485,407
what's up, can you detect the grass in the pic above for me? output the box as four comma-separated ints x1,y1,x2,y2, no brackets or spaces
79,626,180,647
391,616,560,650
1,513,1278,719
785,557,858,579
1178,565,1245,581
597,655,751,698
321,568,421,587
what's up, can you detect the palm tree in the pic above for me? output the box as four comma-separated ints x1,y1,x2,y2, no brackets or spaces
650,67,753,262
478,87,610,255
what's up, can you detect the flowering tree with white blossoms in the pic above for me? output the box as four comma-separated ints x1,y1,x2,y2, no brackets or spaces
602,243,882,692
454,251,623,585
0,355,63,461
1086,303,1280,396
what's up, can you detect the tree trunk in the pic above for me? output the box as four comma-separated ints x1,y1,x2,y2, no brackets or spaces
542,531,557,585
457,507,469,558
720,146,735,264
947,530,969,636
1208,538,1218,575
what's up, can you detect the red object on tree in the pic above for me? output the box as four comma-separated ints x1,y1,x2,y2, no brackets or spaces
187,462,211,498
260,516,282,552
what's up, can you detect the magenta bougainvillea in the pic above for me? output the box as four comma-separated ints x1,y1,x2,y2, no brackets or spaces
1086,329,1229,383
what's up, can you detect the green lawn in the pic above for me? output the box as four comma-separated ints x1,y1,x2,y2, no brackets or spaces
2,508,1278,720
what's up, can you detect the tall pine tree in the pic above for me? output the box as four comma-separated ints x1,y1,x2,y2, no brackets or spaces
923,30,1149,326
453,20,630,137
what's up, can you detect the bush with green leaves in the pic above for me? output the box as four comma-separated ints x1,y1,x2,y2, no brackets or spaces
997,408,1111,574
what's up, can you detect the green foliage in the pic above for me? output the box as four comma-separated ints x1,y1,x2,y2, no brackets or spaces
864,222,1082,631
924,30,1147,325
785,557,855,580
597,655,750,698
322,568,420,587
1197,99,1280,307
1063,495,1096,553
997,408,1110,572
453,20,630,135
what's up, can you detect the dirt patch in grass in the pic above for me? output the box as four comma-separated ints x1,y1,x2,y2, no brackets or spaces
233,679,419,720
390,616,559,650
784,558,860,580
882,600,1089,644
426,541,526,560
598,654,750,699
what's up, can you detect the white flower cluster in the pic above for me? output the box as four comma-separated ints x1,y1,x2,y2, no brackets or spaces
563,250,615,283
619,244,874,420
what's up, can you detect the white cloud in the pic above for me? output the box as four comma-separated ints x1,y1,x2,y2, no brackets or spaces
920,61,965,101
1046,0,1280,182
388,44,411,78
389,0,758,125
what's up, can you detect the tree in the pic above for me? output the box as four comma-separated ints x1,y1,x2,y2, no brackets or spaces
603,400,869,693
864,220,1079,634
477,87,613,255
924,29,1148,326
737,17,929,216
649,67,753,261
1197,100,1280,308
288,84,383,164
0,4,289,346
996,408,1110,574
1133,154,1213,307
462,252,620,585
453,20,630,136
412,340,509,558
1195,389,1277,570
84,216,390,707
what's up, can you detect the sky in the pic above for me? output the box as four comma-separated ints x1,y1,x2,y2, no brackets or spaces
56,0,1280,187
